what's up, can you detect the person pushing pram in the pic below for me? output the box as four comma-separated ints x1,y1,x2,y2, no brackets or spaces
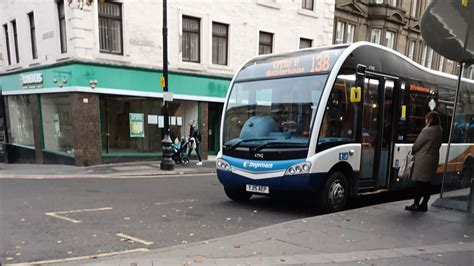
171,137,190,166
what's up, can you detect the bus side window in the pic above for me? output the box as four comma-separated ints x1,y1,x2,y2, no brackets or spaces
318,74,358,145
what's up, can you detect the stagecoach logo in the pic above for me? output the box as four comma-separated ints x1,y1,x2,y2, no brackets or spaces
243,161,273,170
254,153,264,158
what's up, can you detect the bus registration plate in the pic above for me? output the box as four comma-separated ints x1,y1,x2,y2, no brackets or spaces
246,184,269,194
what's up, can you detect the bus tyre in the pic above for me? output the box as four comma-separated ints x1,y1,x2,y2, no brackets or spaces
224,187,252,202
319,171,348,213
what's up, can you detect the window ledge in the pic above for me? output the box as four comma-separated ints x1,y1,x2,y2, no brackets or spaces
56,53,72,62
208,64,233,72
5,64,23,72
94,52,131,65
177,61,206,72
257,1,281,10
297,8,319,19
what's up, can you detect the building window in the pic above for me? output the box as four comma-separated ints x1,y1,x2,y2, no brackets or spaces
301,0,314,10
426,47,433,68
385,31,396,49
3,24,11,65
182,16,200,63
370,29,382,44
41,94,74,154
212,22,228,65
11,20,19,63
421,44,428,66
335,21,345,44
389,0,397,7
438,56,445,72
299,38,312,49
375,0,384,4
57,0,67,53
259,31,273,55
411,0,419,17
335,21,355,44
28,12,38,60
7,96,35,147
98,1,123,55
407,40,416,60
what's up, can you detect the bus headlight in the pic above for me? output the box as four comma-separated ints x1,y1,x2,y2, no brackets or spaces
216,159,231,171
285,162,311,175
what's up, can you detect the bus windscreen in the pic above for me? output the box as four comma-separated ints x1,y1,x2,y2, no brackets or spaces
223,74,328,149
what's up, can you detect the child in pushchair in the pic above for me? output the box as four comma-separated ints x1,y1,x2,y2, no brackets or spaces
171,137,190,165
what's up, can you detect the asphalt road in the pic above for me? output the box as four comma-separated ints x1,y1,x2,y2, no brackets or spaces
0,174,415,264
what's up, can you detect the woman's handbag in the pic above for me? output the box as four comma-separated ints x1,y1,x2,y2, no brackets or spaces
398,150,415,180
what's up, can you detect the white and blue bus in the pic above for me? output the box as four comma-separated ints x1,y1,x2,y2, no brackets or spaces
216,42,474,212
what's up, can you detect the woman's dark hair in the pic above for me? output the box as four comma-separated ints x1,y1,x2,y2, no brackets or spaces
425,111,440,126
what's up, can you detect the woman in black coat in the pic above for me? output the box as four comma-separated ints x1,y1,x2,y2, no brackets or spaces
405,111,442,212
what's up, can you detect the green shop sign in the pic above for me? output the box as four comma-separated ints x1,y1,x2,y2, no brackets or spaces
1,62,231,99
129,113,144,138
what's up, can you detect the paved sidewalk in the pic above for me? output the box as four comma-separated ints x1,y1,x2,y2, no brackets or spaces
56,196,474,266
0,159,216,178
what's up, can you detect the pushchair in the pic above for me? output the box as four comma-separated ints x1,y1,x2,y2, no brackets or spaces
171,138,190,166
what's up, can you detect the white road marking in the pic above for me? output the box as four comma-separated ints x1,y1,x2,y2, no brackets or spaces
155,199,197,206
0,172,216,179
115,233,154,246
4,248,149,266
45,207,113,223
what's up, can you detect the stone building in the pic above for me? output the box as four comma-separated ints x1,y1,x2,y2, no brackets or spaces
334,0,460,75
0,0,335,165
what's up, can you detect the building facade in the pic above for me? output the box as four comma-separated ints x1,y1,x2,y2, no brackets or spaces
0,0,335,165
334,0,460,75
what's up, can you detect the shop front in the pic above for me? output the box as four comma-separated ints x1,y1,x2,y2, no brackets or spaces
0,62,230,165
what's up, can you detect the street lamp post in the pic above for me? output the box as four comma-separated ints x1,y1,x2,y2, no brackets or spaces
160,0,174,171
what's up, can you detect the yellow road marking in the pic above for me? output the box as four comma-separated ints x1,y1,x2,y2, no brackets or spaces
116,233,154,246
4,248,149,266
45,207,113,223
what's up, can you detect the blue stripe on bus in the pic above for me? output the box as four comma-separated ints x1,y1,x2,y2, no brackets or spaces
221,155,305,173
216,169,327,192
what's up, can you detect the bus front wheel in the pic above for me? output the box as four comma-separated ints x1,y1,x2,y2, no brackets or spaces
319,171,348,213
224,187,252,202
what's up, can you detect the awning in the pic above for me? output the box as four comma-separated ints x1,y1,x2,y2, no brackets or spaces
420,0,474,63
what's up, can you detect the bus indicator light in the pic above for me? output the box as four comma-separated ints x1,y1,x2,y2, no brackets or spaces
401,105,407,121
350,86,361,102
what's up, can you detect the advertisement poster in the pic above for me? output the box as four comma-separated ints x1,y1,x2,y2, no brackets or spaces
129,113,145,138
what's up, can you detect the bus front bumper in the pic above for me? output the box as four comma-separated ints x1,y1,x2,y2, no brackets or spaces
216,169,327,194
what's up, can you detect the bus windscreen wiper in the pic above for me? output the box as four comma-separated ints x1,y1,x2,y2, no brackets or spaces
252,141,307,152
225,138,276,151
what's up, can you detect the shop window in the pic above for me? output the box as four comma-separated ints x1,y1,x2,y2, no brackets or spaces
7,96,35,147
100,96,190,154
41,94,74,154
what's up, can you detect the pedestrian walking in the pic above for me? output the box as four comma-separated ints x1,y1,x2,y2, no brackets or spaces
405,111,442,212
188,120,202,166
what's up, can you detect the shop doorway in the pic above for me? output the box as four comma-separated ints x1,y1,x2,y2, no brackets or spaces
208,102,223,155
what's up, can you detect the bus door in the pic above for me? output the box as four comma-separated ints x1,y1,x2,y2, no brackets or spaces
360,74,397,190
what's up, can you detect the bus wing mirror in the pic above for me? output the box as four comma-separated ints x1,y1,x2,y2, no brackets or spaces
356,64,366,75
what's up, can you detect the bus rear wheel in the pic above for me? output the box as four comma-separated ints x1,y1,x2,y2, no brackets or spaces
319,171,348,213
224,187,252,202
